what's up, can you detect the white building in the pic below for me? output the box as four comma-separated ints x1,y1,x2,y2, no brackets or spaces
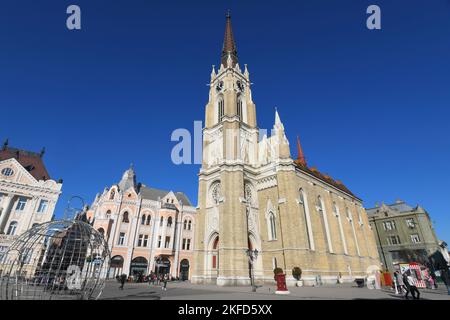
0,140,62,270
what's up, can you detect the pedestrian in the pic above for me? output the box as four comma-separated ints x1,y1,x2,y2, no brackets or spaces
396,271,406,294
402,272,411,299
406,271,420,300
119,274,127,290
392,271,400,294
162,273,168,291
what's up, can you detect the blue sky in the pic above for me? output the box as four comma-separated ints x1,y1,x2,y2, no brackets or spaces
1,1,449,242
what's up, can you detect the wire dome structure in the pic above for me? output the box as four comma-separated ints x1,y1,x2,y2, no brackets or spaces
0,197,110,300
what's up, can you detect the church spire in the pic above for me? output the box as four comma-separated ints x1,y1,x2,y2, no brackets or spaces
221,11,238,68
296,135,307,167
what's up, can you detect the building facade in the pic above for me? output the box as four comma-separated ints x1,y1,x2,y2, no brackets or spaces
0,140,62,270
192,15,380,287
87,166,196,280
367,200,442,273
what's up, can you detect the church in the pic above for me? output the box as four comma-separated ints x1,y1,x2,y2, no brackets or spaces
192,14,380,286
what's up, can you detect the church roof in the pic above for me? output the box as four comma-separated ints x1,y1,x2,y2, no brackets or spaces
293,135,357,198
0,141,50,181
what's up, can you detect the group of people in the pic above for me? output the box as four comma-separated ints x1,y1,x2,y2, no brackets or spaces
116,272,171,291
393,270,421,299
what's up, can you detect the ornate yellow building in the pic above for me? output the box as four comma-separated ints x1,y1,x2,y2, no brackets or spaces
192,14,380,286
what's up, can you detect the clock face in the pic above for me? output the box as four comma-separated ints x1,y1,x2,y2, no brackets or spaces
216,81,224,92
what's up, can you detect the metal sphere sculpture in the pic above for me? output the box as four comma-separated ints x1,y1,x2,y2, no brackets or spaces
0,212,110,300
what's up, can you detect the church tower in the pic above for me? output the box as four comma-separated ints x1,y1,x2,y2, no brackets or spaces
193,13,262,286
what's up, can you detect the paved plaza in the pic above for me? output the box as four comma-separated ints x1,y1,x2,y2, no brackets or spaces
99,280,450,300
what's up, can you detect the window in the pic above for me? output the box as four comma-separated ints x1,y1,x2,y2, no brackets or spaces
383,221,396,231
16,197,27,211
143,235,149,247
106,210,111,218
188,220,192,231
406,218,416,229
237,97,242,119
186,239,191,251
411,234,421,244
167,217,173,228
218,98,224,122
37,200,48,213
160,217,164,227
146,215,151,225
268,212,277,240
7,221,18,235
157,236,162,248
183,220,188,230
122,211,129,223
182,238,186,250
1,167,14,177
141,215,146,225
388,235,401,245
118,233,125,245
137,234,143,247
299,189,314,250
165,236,170,248
109,190,115,200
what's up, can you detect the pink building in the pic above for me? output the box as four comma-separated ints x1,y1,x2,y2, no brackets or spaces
87,166,196,280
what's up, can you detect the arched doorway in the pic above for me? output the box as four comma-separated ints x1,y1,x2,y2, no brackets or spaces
154,256,171,276
180,259,190,281
130,257,148,277
110,255,124,278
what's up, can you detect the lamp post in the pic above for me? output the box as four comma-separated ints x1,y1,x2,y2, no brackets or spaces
244,199,259,293
246,248,258,292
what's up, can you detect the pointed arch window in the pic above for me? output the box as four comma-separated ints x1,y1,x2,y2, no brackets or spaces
146,215,151,225
218,97,225,122
316,196,333,253
141,214,146,225
237,96,243,120
188,220,192,231
183,220,188,230
167,217,173,228
109,190,115,200
122,211,129,223
299,188,313,250
160,216,164,227
268,212,277,240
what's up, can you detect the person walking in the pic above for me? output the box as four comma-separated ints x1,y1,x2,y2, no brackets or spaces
119,274,127,290
396,271,406,294
406,271,420,300
402,272,411,299
162,273,168,291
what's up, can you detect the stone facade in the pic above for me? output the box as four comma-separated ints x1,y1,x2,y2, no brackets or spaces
192,15,380,287
87,166,196,280
367,200,442,273
0,141,62,274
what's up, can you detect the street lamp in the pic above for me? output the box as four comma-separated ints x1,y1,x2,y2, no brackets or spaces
246,248,259,292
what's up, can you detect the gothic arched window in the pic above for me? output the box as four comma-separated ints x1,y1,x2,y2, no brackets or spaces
109,190,115,200
188,220,192,230
146,215,151,225
167,217,173,228
268,212,277,240
299,188,313,250
183,220,188,230
218,98,224,123
237,96,243,120
122,211,129,223
141,214,146,225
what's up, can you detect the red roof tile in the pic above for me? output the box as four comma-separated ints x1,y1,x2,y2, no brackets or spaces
0,146,50,181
